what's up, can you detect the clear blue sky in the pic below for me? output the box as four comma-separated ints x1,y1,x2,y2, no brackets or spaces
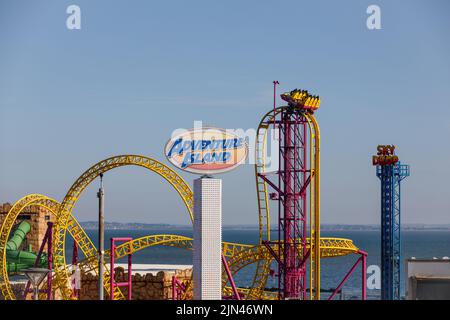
1,0,449,225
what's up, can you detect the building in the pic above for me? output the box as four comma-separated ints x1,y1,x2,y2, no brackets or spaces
406,258,450,300
0,202,55,252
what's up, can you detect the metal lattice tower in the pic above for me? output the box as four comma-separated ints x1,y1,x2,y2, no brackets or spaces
279,108,309,299
376,161,410,300
261,107,310,299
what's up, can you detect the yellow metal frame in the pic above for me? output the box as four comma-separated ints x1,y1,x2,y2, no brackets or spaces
52,155,194,300
0,194,100,300
304,112,321,300
0,135,358,300
0,195,60,300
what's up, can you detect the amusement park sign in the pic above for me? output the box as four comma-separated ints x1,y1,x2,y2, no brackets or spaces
372,145,399,166
165,127,248,175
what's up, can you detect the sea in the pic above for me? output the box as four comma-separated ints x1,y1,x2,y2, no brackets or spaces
64,229,450,300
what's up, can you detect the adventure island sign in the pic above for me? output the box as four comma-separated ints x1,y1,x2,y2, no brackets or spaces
165,127,248,175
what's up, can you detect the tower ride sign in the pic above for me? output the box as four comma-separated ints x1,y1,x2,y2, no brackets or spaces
372,145,398,166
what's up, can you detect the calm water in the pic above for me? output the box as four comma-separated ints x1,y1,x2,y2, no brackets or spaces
64,229,450,299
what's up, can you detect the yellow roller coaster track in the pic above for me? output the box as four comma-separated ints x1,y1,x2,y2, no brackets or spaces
0,194,93,300
52,155,194,300
0,112,361,300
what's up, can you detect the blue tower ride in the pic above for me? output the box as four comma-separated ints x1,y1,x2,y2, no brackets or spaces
376,158,410,300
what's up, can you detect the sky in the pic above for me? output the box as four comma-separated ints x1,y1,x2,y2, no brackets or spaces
0,0,449,226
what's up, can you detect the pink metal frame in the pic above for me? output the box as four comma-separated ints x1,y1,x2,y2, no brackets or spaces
23,222,53,300
221,254,241,300
273,80,279,132
172,276,186,300
327,250,368,300
282,112,308,299
260,109,309,299
72,239,79,266
110,237,132,300
71,239,79,298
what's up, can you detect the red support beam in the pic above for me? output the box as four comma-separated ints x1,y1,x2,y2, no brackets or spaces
23,222,53,300
110,237,132,300
328,256,362,300
221,254,241,300
262,240,283,267
359,250,368,300
172,276,186,300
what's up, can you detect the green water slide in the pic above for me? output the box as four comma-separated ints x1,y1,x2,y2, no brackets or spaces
5,221,47,273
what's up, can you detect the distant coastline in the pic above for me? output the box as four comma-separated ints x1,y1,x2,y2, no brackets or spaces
79,221,450,231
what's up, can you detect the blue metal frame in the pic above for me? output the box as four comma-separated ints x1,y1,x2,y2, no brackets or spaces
376,161,410,300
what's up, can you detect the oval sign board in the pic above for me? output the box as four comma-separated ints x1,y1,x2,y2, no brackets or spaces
165,127,248,175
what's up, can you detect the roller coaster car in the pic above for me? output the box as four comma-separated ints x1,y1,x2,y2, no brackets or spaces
280,89,320,112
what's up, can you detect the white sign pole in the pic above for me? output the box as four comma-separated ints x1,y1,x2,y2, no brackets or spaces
193,176,222,300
